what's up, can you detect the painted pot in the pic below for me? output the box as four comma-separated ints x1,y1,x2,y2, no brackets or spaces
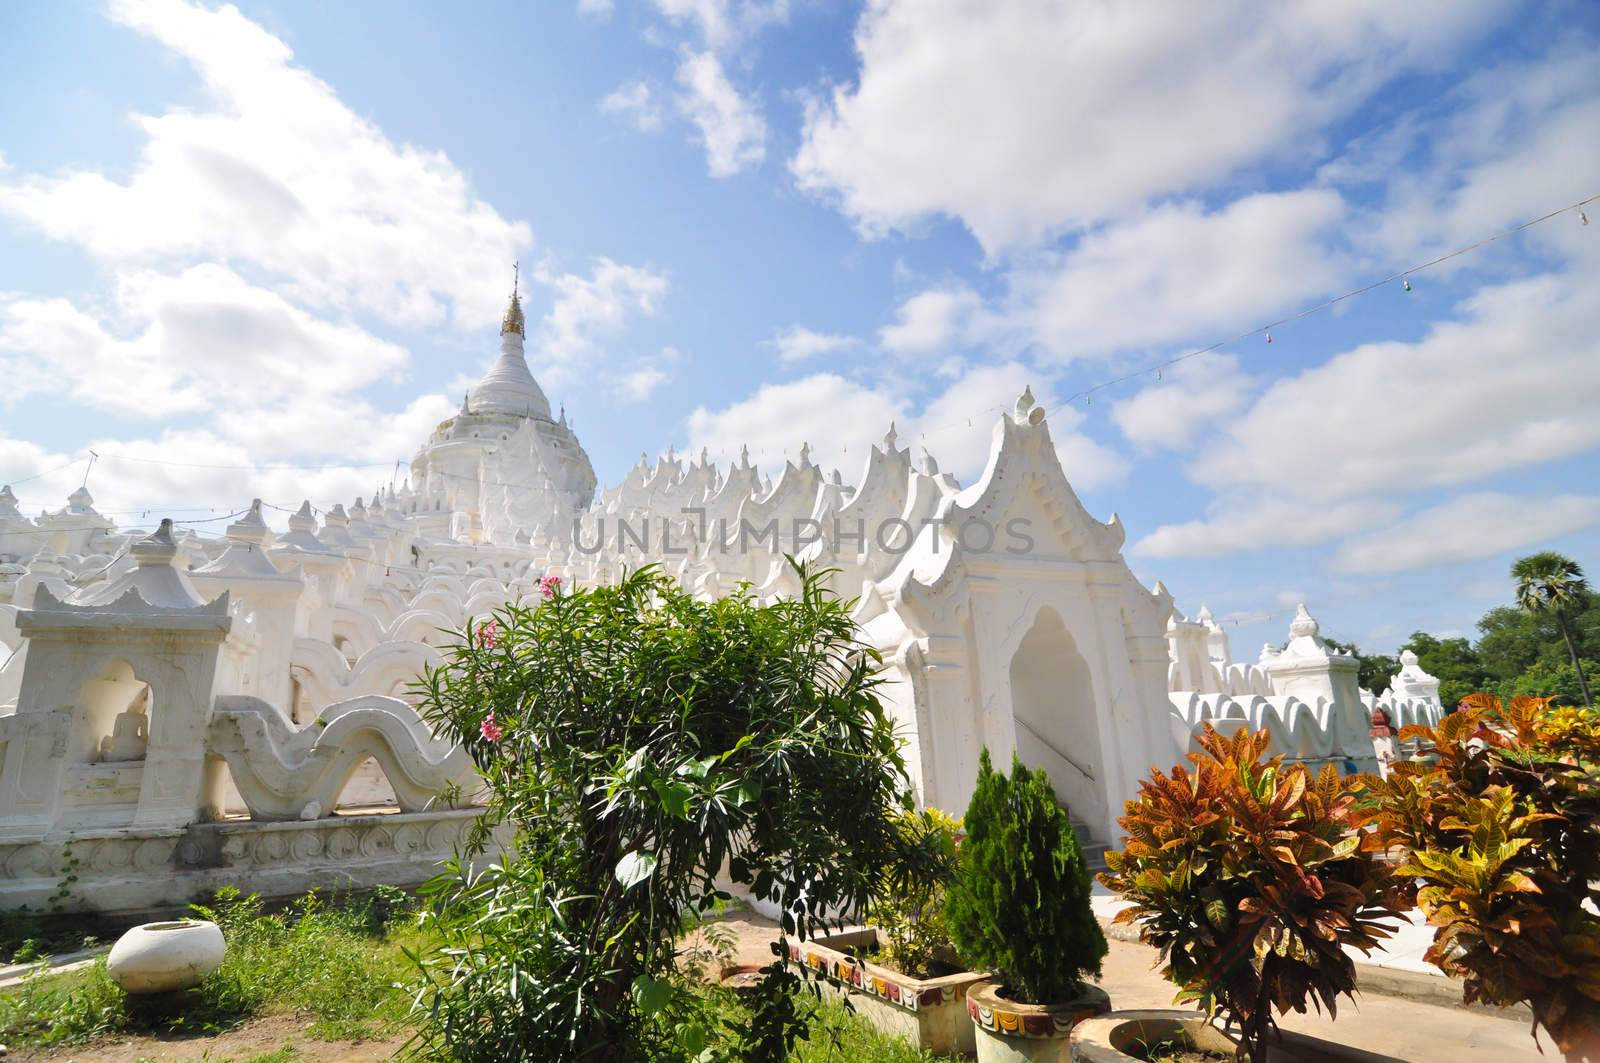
966,977,1111,1063
1069,1009,1403,1063
787,927,987,1055
106,919,225,994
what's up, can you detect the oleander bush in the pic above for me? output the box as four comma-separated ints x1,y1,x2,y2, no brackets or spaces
1100,725,1401,1063
944,750,1105,1005
1360,694,1600,1059
408,562,912,1063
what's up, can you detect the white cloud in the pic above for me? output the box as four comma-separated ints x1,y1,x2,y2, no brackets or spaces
1110,354,1253,452
599,81,664,132
1351,45,1600,267
1011,190,1348,359
0,430,394,529
1196,271,1600,504
878,286,985,356
578,0,615,18
1134,260,1600,559
688,373,904,476
651,0,790,51
0,264,408,420
675,50,766,177
793,0,1507,251
1333,493,1600,574
687,361,1127,491
1134,497,1401,560
771,325,858,363
537,257,669,367
913,362,1128,489
618,346,685,403
0,0,530,330
875,189,1348,367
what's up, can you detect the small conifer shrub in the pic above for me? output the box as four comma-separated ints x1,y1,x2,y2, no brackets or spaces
944,750,1106,1004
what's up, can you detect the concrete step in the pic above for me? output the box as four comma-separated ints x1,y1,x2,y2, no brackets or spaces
1069,818,1110,873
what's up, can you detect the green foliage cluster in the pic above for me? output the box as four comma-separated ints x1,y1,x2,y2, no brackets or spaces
868,806,962,978
1361,695,1600,1057
944,750,1105,1005
407,563,912,1062
1100,726,1401,1063
0,887,420,1048
1347,551,1599,708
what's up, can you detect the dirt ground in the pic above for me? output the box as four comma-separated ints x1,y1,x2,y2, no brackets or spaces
6,1010,408,1062
11,908,1555,1062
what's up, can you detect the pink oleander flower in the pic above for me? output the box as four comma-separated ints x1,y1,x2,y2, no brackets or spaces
479,712,503,743
539,574,562,599
478,619,498,649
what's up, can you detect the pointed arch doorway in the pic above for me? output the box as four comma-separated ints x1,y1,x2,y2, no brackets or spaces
1007,606,1107,834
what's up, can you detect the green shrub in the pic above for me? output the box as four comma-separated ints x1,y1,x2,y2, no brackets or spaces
869,807,961,977
944,750,1105,1004
1101,725,1400,1063
409,562,912,1062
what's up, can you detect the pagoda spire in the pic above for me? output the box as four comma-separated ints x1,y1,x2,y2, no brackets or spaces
501,261,525,337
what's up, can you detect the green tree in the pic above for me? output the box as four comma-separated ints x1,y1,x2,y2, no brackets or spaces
944,750,1105,1005
1397,631,1490,711
1509,656,1600,707
1511,552,1593,709
409,563,911,1062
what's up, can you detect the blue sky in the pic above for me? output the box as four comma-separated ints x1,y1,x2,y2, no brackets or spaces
1,0,1598,657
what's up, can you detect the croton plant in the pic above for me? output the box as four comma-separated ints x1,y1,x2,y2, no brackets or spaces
1360,694,1600,1059
1100,724,1403,1063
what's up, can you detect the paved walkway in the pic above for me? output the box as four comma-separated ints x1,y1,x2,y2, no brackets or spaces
699,907,1553,1062
1091,886,1442,978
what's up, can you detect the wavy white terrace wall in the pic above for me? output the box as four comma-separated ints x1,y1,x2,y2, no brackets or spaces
0,323,1436,915
1164,604,1447,774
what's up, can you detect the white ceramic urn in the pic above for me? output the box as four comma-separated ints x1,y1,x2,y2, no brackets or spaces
106,919,226,994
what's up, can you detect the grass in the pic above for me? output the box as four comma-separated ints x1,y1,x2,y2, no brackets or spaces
0,885,426,1049
790,996,955,1062
3,887,958,1061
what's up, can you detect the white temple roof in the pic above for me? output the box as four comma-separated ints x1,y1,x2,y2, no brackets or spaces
467,289,553,419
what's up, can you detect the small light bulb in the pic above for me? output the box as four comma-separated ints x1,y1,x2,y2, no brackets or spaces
1402,278,1412,292
1265,331,1273,344
1581,210,1590,226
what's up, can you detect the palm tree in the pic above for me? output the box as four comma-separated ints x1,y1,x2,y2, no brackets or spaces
1511,551,1593,709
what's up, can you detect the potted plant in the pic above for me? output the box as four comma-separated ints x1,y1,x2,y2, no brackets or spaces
1089,724,1403,1063
1362,695,1600,1061
789,807,986,1054
944,750,1109,1062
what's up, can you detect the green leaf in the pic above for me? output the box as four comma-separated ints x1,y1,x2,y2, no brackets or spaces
630,973,673,1015
732,779,763,806
615,851,658,890
653,778,695,818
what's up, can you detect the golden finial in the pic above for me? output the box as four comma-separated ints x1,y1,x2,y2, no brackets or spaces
501,261,525,336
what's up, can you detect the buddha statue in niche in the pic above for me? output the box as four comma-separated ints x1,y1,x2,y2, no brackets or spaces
101,685,151,763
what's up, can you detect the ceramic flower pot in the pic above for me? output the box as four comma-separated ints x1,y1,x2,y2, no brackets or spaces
788,927,987,1054
1069,1010,1403,1063
965,977,1111,1062
105,919,226,994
